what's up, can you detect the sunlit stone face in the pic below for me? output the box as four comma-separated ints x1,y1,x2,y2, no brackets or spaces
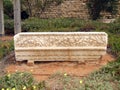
14,32,107,63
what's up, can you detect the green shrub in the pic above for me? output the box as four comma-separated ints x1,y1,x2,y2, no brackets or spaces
4,18,109,33
87,0,118,20
3,0,13,19
109,23,120,34
0,72,34,90
4,14,10,20
76,57,120,90
109,34,120,57
0,40,14,59
0,72,46,90
21,18,84,32
46,71,118,90
21,18,85,32
4,20,14,35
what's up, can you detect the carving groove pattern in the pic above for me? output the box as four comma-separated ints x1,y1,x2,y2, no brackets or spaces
15,33,107,47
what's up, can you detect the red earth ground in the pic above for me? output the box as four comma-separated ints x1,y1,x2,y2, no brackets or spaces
5,53,115,81
0,36,115,81
0,36,13,41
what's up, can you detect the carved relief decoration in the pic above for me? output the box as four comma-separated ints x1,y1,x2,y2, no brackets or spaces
15,34,107,47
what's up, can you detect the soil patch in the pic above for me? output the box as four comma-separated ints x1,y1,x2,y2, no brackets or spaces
2,52,115,81
0,36,13,41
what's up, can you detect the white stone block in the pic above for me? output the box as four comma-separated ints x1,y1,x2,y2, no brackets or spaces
14,32,108,63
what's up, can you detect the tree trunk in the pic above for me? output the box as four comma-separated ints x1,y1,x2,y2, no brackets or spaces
14,0,21,34
0,0,4,36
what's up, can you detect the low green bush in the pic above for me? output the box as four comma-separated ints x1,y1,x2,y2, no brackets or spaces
0,72,34,90
4,20,14,35
22,18,85,32
109,23,120,34
5,17,120,34
4,18,111,34
45,68,120,90
108,34,120,57
4,18,87,33
0,40,14,59
0,72,46,90
79,58,119,89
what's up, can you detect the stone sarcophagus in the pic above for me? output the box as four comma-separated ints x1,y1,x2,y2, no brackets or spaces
14,32,108,64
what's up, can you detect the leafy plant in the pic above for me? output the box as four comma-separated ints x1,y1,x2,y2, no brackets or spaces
109,34,120,57
21,18,85,32
109,22,120,34
4,20,14,35
0,72,46,90
87,0,119,20
3,0,13,19
0,40,14,59
0,72,34,89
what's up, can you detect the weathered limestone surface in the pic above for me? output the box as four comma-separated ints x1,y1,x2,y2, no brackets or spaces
14,32,108,63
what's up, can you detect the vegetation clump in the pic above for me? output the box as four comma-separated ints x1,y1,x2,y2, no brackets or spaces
0,72,46,90
87,0,119,20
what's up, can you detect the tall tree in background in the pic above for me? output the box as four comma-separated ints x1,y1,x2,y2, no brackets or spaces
87,0,119,20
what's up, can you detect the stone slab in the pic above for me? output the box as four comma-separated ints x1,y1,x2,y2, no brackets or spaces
14,32,108,62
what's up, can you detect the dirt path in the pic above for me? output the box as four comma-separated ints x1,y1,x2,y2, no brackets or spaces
4,53,114,81
0,36,13,41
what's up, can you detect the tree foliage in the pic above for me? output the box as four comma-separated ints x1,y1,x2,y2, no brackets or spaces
3,0,13,19
87,0,119,20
